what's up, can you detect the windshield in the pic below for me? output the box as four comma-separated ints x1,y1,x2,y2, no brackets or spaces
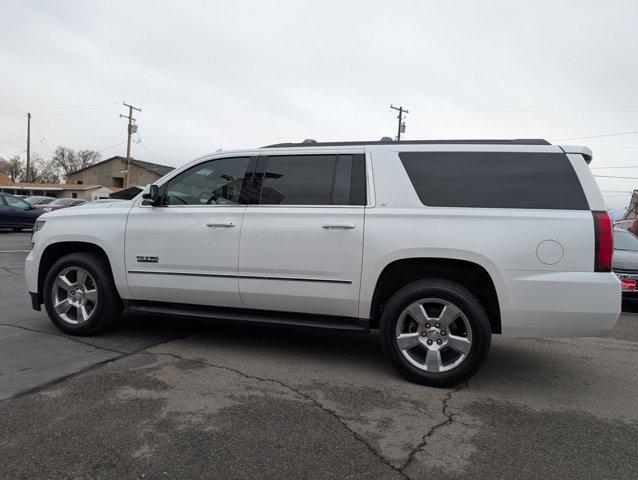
50,198,73,205
614,229,638,251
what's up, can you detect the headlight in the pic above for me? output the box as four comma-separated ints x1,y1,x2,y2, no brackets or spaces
33,219,46,234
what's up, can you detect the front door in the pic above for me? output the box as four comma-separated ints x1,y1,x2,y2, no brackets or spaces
125,155,253,307
2,194,33,226
238,152,367,318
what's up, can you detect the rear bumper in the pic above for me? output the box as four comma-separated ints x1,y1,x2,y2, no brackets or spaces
499,271,621,338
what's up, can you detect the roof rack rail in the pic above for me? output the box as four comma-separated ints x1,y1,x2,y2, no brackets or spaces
262,139,551,148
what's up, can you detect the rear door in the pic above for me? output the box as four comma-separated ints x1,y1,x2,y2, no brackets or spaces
238,150,367,317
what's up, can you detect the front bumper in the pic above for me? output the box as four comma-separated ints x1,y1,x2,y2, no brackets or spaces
24,248,41,311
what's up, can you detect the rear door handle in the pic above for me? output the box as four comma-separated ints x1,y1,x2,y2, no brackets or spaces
322,223,356,230
206,221,235,228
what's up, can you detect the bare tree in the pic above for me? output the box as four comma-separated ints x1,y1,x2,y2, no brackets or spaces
29,154,60,183
0,155,24,181
51,146,101,181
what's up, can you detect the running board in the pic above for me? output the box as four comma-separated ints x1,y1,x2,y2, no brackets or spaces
125,301,370,333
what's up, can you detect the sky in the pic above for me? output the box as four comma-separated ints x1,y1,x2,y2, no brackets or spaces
1,0,637,215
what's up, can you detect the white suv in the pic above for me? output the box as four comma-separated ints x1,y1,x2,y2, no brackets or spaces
25,139,621,386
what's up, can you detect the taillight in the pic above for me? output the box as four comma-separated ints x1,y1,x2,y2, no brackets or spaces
593,211,613,272
620,278,636,291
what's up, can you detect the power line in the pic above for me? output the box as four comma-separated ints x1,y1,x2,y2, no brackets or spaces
95,140,127,154
0,134,24,150
0,96,27,114
555,130,638,141
139,142,168,163
0,125,25,141
28,118,56,157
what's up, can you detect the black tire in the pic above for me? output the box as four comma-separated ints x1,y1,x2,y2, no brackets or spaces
43,252,122,336
11,227,23,232
380,279,491,388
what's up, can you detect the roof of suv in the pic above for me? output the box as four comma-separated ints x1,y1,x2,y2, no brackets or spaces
263,139,551,148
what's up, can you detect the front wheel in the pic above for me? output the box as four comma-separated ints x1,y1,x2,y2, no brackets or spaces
43,252,122,336
380,279,491,387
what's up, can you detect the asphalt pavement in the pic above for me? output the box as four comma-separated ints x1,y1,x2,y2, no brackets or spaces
0,230,636,480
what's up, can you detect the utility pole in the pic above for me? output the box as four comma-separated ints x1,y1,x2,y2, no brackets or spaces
25,112,31,182
390,104,408,141
120,102,141,188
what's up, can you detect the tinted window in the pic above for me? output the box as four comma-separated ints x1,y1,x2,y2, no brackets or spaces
164,157,250,205
400,151,589,210
258,154,366,206
4,194,30,208
260,155,336,205
51,198,74,205
614,229,638,251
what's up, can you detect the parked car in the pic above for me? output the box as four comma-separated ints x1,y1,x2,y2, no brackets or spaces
25,195,56,206
35,198,86,212
0,193,44,231
613,218,638,235
25,139,621,387
612,228,638,298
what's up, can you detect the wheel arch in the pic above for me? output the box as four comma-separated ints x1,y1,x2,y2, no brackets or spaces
368,257,502,334
37,242,116,303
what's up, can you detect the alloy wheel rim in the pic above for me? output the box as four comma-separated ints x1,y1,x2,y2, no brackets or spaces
52,267,98,325
395,298,472,373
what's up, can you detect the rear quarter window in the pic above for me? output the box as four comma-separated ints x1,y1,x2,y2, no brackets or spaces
399,151,589,210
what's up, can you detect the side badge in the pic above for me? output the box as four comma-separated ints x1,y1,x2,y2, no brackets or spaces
136,255,159,263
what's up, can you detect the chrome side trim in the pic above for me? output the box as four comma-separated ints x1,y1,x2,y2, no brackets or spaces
127,270,236,278
127,270,351,284
240,275,351,284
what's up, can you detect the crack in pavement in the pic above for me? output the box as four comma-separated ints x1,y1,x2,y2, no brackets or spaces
0,266,24,278
151,349,413,480
0,267,23,278
0,322,129,355
399,381,469,472
0,325,465,480
0,331,198,409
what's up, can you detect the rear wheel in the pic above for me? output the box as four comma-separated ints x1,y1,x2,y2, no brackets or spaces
380,279,491,387
43,252,122,335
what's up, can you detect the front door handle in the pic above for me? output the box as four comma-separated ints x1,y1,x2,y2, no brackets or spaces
206,221,235,228
322,223,356,230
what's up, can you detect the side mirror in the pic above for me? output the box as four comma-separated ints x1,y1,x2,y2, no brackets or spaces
142,184,160,206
